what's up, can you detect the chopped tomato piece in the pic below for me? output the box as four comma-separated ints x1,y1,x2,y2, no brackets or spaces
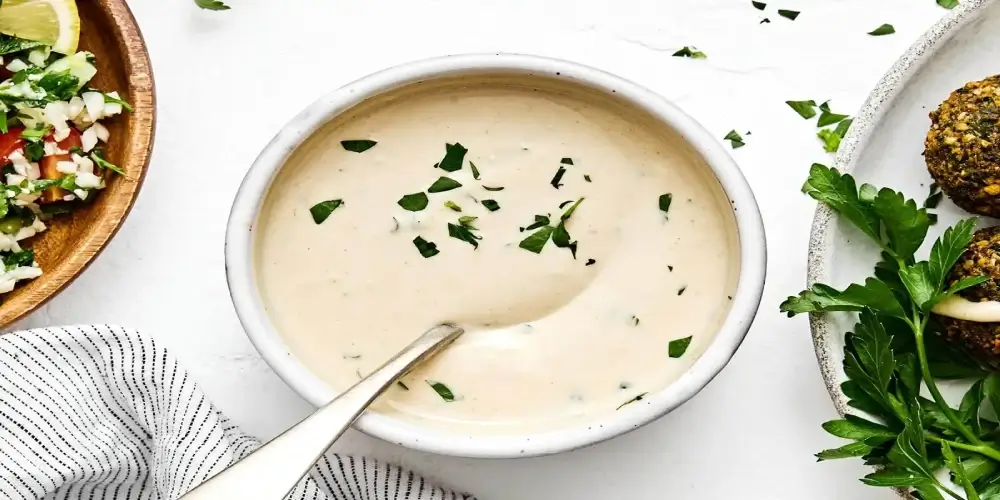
44,128,82,151
39,155,69,204
0,127,25,165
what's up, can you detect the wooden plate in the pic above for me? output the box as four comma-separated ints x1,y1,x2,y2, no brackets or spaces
0,0,154,327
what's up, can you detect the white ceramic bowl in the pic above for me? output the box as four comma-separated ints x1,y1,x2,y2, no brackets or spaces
225,53,767,458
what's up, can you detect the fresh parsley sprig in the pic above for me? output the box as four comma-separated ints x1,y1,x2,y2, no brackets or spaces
782,164,1000,498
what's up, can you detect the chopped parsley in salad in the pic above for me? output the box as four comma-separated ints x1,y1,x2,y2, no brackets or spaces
0,35,129,294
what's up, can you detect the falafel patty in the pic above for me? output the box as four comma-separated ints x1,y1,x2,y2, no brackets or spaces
925,75,1000,218
937,226,1000,369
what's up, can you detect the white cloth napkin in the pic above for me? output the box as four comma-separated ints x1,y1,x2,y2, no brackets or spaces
0,325,475,500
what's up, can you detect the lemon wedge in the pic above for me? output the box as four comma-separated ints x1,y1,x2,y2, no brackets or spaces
0,0,80,54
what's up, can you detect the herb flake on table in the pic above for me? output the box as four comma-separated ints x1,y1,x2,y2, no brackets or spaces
777,9,799,20
397,381,409,391
586,259,596,266
438,143,468,172
924,182,943,224
786,100,818,119
868,24,896,36
724,130,746,149
669,336,693,358
398,192,429,212
561,157,574,165
195,0,231,10
481,199,500,212
412,236,440,258
631,316,640,326
309,199,344,224
523,215,551,232
937,0,959,9
672,46,707,59
427,381,456,402
616,392,648,410
428,176,462,193
482,185,505,191
584,174,592,183
91,149,127,176
470,161,481,180
448,218,482,249
816,103,848,127
444,201,462,212
677,286,687,296
817,118,852,153
752,1,767,9
340,139,377,153
659,193,673,216
551,166,567,189
519,226,555,253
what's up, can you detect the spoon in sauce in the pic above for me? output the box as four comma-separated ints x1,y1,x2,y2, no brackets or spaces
179,323,465,499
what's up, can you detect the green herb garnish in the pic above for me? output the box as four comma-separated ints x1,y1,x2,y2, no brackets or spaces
482,185,504,191
24,142,43,163
631,316,640,326
309,199,344,224
584,175,592,183
668,336,693,358
397,381,409,391
90,149,126,176
868,24,896,36
427,381,455,402
398,192,429,212
924,183,943,209
585,258,596,266
777,9,799,20
937,0,958,9
195,0,231,9
817,129,842,153
481,199,500,212
448,219,482,249
678,286,687,296
817,107,848,128
659,193,673,216
0,113,6,135
786,100,818,119
20,125,49,143
672,46,707,59
551,166,567,189
523,215,551,232
428,176,462,193
561,157,574,165
340,140,377,153
0,35,44,56
616,392,648,410
444,201,462,212
724,130,746,149
412,236,439,258
2,249,34,270
752,1,766,9
780,163,1000,499
470,161,481,180
518,226,554,254
438,143,468,173
102,93,134,112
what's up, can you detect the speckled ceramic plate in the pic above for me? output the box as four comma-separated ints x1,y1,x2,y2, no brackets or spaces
808,0,996,491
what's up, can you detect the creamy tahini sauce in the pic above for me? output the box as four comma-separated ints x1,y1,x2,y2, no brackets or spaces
933,295,1000,322
255,77,740,434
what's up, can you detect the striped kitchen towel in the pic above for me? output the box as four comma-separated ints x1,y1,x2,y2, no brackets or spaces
0,325,475,500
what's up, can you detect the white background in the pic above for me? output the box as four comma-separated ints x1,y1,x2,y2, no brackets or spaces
9,0,964,498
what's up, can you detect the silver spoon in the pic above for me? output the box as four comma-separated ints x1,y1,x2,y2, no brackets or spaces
180,323,465,499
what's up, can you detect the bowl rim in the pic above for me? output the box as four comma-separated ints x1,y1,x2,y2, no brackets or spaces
0,0,155,329
225,53,767,458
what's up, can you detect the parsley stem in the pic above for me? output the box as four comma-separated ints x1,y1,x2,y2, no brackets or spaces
925,434,1000,462
910,315,983,446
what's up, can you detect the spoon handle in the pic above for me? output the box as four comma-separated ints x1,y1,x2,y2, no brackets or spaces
180,323,464,499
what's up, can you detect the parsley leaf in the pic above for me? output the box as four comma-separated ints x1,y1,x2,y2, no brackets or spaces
481,199,500,212
937,0,959,9
668,336,693,358
869,24,896,36
616,392,648,410
777,9,799,20
428,176,462,193
817,128,841,153
550,166,567,189
561,157,574,165
817,109,848,128
340,140,377,153
397,192,429,212
659,193,673,216
195,0,231,10
470,161,481,180
519,226,554,254
482,185,504,191
24,142,43,163
448,220,482,249
786,100,818,119
523,215,551,232
20,125,49,143
2,249,34,270
103,93,134,112
412,236,439,258
672,46,707,59
438,143,467,172
0,35,44,56
90,149,126,176
752,1,766,9
724,130,746,149
426,380,455,402
444,201,462,212
871,187,930,261
801,164,880,242
309,199,344,224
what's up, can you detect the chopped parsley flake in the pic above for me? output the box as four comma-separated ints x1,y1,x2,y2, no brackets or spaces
616,392,649,410
470,161,481,180
20,125,49,143
560,157,574,165
518,226,554,254
659,193,673,216
724,130,746,149
937,0,958,9
340,140,377,153
412,236,439,258
397,381,409,390
752,1,766,9
438,143,468,173
868,24,896,36
678,286,687,296
817,103,848,127
523,215,551,232
481,199,500,212
585,259,596,266
195,0,231,9
584,174,592,183
631,316,640,326
777,9,799,20
818,119,851,153
428,176,462,193
924,183,943,209
309,199,344,224
482,185,505,191
91,149,126,176
444,201,462,212
558,200,574,209
448,220,482,249
786,100,818,119
397,192,429,212
427,380,455,402
672,46,707,59
24,142,43,162
669,336,693,358
550,166,567,189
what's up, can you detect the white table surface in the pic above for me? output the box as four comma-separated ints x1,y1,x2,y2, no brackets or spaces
8,0,962,498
